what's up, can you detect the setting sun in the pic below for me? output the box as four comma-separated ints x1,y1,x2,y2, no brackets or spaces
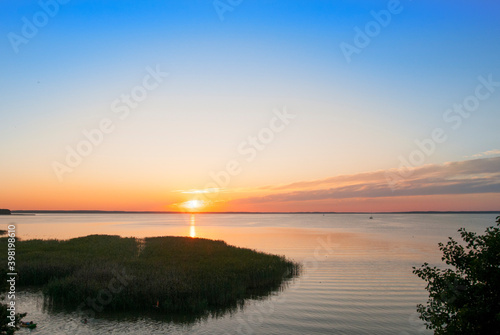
181,200,205,211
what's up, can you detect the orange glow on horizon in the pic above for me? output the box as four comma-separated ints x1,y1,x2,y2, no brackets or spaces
2,161,500,213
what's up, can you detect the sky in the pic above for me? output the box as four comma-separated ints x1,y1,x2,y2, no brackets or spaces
1,0,499,212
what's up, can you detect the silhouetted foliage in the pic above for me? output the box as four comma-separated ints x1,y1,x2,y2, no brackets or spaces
0,286,27,334
413,216,500,334
0,209,11,215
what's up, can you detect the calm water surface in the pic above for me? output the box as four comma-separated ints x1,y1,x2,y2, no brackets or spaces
2,213,497,334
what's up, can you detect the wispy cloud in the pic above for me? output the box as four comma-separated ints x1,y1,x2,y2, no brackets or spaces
466,149,500,159
173,188,222,194
236,157,500,204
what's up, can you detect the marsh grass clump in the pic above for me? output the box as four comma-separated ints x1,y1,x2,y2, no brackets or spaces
0,235,300,316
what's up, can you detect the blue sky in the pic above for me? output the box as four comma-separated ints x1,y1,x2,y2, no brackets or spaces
1,0,499,210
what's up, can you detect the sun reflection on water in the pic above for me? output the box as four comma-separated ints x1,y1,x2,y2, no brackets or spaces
190,214,196,238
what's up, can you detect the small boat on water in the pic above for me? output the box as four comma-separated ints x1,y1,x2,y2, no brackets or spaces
369,216,373,219
20,321,37,329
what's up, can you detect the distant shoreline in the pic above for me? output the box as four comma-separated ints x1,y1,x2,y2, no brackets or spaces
10,210,500,215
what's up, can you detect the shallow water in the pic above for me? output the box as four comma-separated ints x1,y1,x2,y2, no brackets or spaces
2,213,497,334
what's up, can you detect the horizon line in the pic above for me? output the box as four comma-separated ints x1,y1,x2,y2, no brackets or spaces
8,210,500,215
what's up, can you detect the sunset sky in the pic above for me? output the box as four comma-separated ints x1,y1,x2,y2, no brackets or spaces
1,1,499,212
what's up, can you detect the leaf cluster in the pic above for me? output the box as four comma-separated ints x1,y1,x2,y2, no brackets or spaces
413,216,500,334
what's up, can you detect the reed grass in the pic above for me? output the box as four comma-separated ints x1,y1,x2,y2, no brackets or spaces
0,235,300,315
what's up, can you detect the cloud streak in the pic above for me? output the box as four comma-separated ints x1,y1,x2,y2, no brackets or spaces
237,157,500,204
466,149,500,159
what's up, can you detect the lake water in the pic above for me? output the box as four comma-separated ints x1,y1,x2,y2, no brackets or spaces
2,213,498,334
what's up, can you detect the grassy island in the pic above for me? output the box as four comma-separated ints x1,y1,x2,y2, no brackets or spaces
1,235,300,317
